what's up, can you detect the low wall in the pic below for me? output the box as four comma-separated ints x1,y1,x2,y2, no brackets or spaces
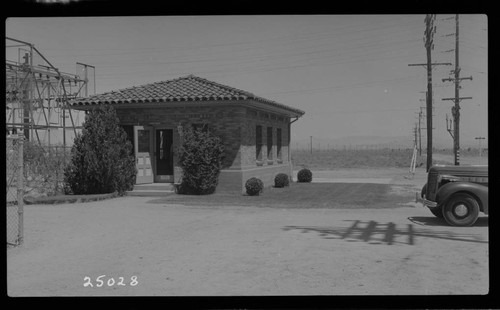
217,163,293,193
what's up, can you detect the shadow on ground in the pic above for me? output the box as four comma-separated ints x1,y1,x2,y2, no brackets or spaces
142,183,411,209
283,219,488,246
407,216,489,227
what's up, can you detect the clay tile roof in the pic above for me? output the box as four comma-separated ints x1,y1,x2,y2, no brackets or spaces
70,74,304,116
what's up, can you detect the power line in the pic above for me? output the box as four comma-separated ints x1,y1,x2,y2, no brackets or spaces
261,74,421,96
42,19,424,74
33,19,427,89
95,47,423,81
297,107,424,115
56,33,423,83
88,37,421,71
42,16,421,58
54,25,423,71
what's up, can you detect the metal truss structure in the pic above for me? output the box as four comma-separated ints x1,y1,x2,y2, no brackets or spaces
5,37,95,150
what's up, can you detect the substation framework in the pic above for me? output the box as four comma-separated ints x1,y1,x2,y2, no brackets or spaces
5,37,95,151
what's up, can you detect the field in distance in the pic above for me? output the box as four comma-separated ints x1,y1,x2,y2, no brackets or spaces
291,148,488,170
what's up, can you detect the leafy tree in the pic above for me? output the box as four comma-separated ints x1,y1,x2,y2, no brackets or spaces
64,105,136,195
177,126,225,195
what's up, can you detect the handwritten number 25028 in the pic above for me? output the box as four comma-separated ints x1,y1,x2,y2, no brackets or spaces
83,275,138,287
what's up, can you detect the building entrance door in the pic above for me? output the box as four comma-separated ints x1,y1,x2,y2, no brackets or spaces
134,126,154,184
154,129,174,183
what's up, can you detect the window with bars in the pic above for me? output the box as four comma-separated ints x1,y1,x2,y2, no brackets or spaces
277,128,282,160
267,126,273,159
256,125,262,161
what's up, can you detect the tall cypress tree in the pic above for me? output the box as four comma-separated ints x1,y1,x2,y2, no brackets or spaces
64,105,136,195
177,126,225,195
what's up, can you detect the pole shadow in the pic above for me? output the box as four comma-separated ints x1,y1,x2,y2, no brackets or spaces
408,216,488,227
283,219,487,246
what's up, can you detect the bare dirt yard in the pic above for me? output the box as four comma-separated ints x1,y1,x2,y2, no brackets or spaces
7,167,488,297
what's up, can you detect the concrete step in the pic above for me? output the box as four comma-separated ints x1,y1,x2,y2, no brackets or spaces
127,183,176,197
126,190,174,197
132,183,175,191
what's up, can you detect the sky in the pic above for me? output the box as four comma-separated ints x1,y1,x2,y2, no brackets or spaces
6,15,488,148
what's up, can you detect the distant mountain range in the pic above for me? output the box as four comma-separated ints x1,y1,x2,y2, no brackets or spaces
291,135,483,150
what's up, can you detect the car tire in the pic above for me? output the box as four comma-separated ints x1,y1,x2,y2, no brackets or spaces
443,193,480,226
429,207,444,218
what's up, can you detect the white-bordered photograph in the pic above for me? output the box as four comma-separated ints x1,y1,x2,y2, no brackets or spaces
6,9,489,300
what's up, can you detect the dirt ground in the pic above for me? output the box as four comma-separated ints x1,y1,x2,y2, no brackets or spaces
7,168,488,296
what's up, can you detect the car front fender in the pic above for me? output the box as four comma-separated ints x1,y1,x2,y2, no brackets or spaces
420,183,427,198
436,181,489,213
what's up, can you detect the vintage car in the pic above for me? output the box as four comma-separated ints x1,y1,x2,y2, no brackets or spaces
419,165,488,226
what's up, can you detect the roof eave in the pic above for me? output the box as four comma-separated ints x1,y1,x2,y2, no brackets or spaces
245,99,305,118
69,98,305,118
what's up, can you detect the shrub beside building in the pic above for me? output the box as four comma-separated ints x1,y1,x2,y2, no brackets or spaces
64,106,136,195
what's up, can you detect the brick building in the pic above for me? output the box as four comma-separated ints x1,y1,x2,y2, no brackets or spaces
70,75,304,192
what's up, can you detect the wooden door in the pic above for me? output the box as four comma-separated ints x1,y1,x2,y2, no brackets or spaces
134,126,153,184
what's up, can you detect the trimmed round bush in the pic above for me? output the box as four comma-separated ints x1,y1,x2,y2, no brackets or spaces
245,177,264,196
274,173,290,188
297,168,313,183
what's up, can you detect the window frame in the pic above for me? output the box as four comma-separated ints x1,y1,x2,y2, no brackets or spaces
277,127,282,160
256,125,263,161
267,126,273,160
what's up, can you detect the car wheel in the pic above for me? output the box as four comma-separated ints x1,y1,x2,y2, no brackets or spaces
443,193,480,226
429,207,444,218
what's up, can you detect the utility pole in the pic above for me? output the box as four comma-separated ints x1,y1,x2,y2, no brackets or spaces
410,124,418,175
424,15,434,172
416,92,427,157
442,14,473,166
415,105,425,156
475,137,485,158
310,136,313,154
22,52,31,141
409,14,452,171
413,123,418,147
418,106,424,156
